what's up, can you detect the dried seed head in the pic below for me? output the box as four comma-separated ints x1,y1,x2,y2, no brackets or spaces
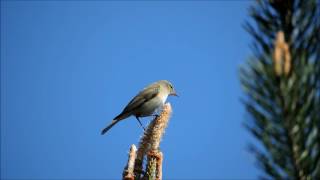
123,144,137,180
136,103,172,160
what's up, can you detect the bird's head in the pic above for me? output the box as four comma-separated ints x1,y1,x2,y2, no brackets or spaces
159,80,178,97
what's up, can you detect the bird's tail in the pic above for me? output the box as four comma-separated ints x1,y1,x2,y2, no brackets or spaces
101,112,131,135
101,119,119,135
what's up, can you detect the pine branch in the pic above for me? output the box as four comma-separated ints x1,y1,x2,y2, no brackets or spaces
241,0,320,179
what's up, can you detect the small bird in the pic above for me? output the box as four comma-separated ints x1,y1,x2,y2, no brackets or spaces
101,80,178,135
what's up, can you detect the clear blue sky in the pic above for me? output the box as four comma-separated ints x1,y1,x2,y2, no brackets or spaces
1,1,260,179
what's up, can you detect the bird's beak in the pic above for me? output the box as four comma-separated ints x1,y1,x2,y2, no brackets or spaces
171,91,179,97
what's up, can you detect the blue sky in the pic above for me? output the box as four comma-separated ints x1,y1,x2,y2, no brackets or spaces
1,1,260,179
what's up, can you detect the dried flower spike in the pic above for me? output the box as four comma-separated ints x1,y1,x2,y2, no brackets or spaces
123,144,137,180
134,103,172,180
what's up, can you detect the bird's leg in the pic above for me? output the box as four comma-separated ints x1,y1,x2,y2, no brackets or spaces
135,117,145,131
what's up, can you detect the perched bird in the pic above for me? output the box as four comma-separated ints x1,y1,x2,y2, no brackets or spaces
101,80,178,135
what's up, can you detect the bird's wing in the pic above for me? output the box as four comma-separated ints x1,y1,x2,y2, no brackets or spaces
122,84,160,113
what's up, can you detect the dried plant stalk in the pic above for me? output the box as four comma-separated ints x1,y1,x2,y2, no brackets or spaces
123,144,137,180
137,103,172,155
134,103,172,180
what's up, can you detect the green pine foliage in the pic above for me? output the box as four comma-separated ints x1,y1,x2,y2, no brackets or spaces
240,0,320,179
